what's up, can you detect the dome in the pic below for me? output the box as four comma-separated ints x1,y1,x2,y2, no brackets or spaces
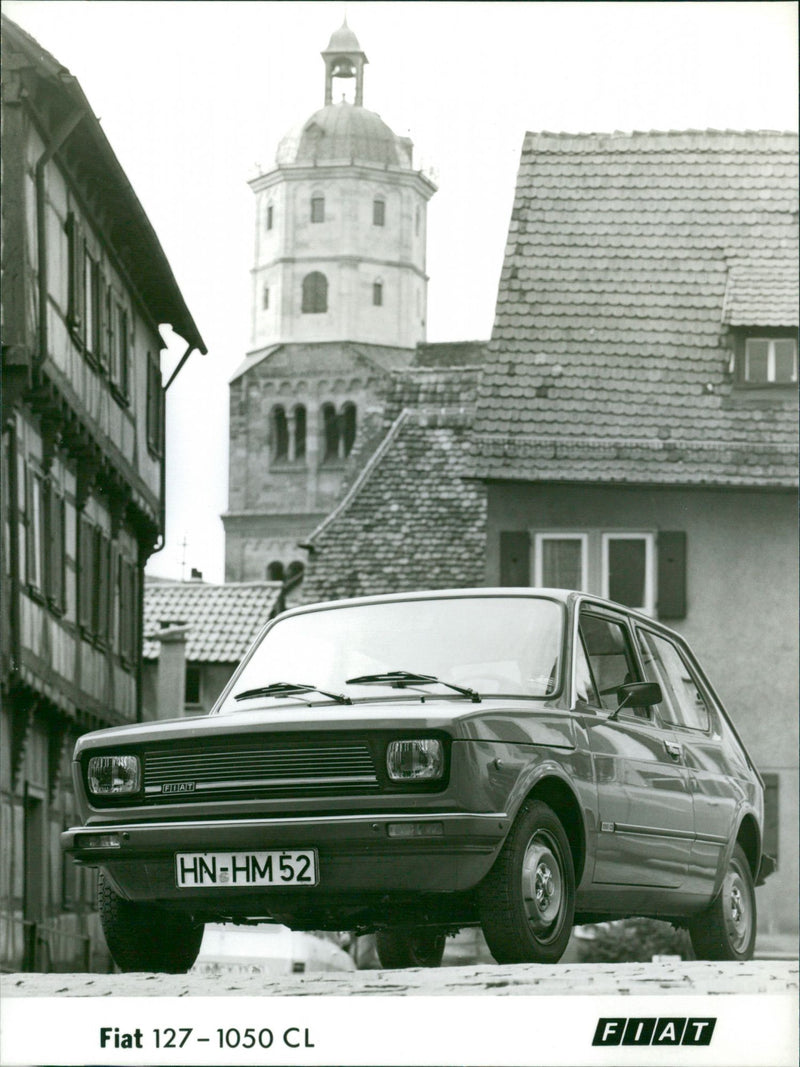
323,23,363,55
276,103,412,168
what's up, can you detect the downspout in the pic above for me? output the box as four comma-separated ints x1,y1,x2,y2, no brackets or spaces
34,106,86,370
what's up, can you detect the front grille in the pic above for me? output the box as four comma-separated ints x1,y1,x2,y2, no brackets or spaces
142,740,380,801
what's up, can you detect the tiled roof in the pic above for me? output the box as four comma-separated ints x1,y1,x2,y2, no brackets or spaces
143,581,283,662
721,260,798,326
414,341,489,367
229,342,414,383
472,130,799,487
300,368,486,603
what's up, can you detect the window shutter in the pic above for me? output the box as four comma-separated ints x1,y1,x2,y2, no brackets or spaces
657,531,686,619
499,531,531,587
78,516,93,630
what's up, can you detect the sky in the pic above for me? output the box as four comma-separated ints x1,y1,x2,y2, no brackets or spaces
5,0,798,583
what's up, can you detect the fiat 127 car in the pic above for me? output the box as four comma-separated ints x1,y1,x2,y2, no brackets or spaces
62,589,772,971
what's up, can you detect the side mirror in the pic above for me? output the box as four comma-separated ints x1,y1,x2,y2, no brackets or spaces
607,681,662,720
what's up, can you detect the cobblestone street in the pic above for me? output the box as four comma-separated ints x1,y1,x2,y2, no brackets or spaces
3,958,797,997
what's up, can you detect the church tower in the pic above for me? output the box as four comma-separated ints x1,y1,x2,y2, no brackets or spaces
223,22,437,584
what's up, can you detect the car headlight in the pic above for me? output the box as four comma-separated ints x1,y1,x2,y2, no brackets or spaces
386,739,443,781
87,755,141,796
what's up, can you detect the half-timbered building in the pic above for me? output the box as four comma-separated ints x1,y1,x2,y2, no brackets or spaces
1,16,205,969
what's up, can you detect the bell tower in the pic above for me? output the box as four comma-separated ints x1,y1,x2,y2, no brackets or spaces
322,20,368,106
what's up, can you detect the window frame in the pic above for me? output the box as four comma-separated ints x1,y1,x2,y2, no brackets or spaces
534,533,588,591
633,624,713,735
310,196,325,223
732,328,798,388
372,280,383,307
742,336,798,385
301,272,328,314
372,198,386,227
577,607,652,722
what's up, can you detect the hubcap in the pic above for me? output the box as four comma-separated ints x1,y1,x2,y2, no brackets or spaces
521,830,565,941
723,864,752,954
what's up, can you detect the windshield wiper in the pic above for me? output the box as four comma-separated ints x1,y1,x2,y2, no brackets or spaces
234,682,352,705
345,670,481,703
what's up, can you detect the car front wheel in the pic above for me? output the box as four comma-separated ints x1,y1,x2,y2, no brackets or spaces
375,927,447,968
98,872,205,973
479,799,575,964
688,844,756,961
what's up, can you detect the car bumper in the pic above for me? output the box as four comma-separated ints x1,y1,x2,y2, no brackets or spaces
61,810,509,903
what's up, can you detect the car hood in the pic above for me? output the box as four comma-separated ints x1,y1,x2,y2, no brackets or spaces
72,697,574,753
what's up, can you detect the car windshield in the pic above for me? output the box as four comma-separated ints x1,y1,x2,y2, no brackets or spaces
218,595,564,710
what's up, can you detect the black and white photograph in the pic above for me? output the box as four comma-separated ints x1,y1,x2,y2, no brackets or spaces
0,2,797,1065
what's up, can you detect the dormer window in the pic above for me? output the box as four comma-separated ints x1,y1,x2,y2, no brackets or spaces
742,337,797,385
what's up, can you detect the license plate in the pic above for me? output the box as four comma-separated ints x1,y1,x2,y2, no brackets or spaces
175,849,318,888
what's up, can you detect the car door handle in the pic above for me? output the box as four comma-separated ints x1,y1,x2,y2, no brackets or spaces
664,740,682,760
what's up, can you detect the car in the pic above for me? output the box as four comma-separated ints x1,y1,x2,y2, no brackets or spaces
62,588,773,972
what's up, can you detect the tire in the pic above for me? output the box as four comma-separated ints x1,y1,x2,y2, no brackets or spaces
688,844,756,961
98,872,204,973
375,927,447,969
479,799,575,964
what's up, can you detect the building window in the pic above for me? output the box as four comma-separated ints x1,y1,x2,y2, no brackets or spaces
742,337,797,384
311,196,325,223
302,272,328,314
24,467,45,594
83,250,100,359
293,404,307,460
372,280,383,307
263,285,270,310
322,403,339,462
415,206,421,236
341,402,357,457
267,561,285,581
185,665,202,706
534,534,588,591
146,350,165,456
286,560,305,581
602,533,655,615
271,405,289,461
118,556,138,664
373,198,385,226
266,204,274,230
108,299,129,402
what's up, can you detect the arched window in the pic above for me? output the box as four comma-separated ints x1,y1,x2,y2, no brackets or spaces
302,272,328,314
373,198,385,226
372,280,383,307
271,405,289,461
341,402,357,457
322,403,339,461
286,560,305,581
267,561,285,581
293,404,306,460
266,204,274,230
311,196,325,223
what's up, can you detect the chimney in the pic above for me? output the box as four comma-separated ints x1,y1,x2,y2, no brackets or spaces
153,621,189,718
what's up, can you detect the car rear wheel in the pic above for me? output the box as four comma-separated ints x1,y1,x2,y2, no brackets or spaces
688,844,756,961
98,872,205,973
375,927,446,968
479,799,575,964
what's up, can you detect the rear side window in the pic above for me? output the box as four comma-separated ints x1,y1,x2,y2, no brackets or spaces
636,629,710,732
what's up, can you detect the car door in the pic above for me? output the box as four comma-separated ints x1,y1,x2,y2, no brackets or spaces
576,608,694,888
633,625,743,896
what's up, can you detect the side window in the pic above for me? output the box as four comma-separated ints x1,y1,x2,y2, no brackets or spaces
579,612,642,716
636,629,710,732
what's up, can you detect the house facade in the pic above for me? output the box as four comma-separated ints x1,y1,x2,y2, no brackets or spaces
0,17,205,970
223,21,436,583
142,578,283,720
473,130,798,934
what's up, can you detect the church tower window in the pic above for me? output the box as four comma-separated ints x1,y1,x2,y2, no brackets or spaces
302,272,328,314
311,196,325,223
322,403,339,462
341,402,357,457
262,285,270,310
372,280,383,306
293,405,307,460
373,198,385,226
266,204,274,230
267,561,285,581
271,405,289,461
